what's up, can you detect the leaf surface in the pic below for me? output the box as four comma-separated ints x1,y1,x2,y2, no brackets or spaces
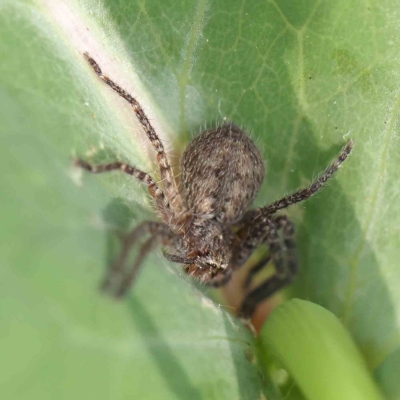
1,0,399,398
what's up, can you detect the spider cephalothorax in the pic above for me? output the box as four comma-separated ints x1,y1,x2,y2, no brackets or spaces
76,53,353,318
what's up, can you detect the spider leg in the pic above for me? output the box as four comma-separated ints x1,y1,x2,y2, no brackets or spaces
239,276,291,319
75,159,175,225
112,236,156,298
262,140,353,215
234,212,272,268
163,253,194,264
275,215,298,276
237,215,298,318
102,221,180,297
242,254,271,290
83,53,182,211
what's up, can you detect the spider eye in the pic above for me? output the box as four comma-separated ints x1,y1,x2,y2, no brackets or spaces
204,251,211,257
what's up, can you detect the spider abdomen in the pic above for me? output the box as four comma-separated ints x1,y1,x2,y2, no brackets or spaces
181,124,265,223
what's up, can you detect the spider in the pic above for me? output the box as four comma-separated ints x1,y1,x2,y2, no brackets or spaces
76,53,353,319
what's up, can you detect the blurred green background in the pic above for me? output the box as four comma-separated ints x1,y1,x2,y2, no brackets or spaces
1,0,400,399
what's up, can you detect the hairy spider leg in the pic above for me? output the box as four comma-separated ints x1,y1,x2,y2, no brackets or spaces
238,216,297,318
263,140,354,215
235,142,353,318
273,215,298,279
242,254,271,290
83,52,182,211
101,221,179,296
75,159,172,222
235,139,353,269
163,253,194,264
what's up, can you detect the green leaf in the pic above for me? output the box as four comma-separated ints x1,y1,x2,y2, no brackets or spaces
2,0,399,399
374,345,400,400
259,299,384,400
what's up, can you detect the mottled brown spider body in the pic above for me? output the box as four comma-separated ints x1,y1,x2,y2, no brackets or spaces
76,53,353,318
179,124,265,282
182,124,265,223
